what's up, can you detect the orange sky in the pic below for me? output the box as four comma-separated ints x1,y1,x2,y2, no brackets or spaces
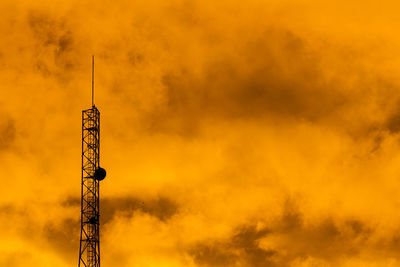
2,0,400,266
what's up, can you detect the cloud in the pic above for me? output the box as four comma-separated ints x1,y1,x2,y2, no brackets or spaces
189,224,276,267
187,199,383,266
1,0,400,266
0,117,16,150
143,28,348,136
63,195,179,224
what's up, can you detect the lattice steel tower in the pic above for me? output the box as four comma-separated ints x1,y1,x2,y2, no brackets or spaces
79,56,106,267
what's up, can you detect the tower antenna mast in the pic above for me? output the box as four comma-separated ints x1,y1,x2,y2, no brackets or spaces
79,56,107,267
92,55,94,106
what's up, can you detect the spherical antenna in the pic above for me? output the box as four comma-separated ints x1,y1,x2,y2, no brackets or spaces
94,167,106,181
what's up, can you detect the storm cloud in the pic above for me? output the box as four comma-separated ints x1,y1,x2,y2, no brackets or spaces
1,0,400,266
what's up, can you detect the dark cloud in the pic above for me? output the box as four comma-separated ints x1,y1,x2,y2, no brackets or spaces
43,195,179,264
42,218,79,263
269,200,375,263
189,242,239,266
28,11,76,75
0,118,16,150
102,195,179,223
189,224,277,267
63,195,179,224
0,203,17,214
62,196,80,207
384,102,400,134
188,199,377,266
143,29,350,136
28,13,60,46
0,203,78,264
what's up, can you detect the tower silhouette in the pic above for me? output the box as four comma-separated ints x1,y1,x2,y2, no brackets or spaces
79,56,106,267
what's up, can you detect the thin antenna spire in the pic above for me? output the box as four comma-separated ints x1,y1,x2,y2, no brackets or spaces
92,55,95,106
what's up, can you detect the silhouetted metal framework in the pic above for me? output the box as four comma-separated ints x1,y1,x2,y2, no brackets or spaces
79,106,101,267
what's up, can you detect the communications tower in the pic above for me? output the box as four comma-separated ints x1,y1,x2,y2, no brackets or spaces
79,56,106,267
